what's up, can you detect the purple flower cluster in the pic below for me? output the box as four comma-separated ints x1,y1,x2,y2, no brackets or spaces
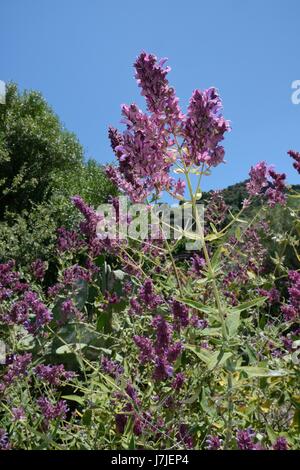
246,161,286,206
265,169,286,207
0,353,32,391
0,260,18,286
0,260,28,301
7,299,29,325
171,372,185,391
190,315,208,329
107,52,230,202
12,407,26,422
37,396,68,424
63,264,91,285
107,103,174,202
153,356,174,381
223,268,244,286
184,88,230,167
115,413,127,434
71,196,103,240
133,335,156,364
140,279,162,308
60,298,82,323
247,161,269,196
258,287,280,305
47,282,63,298
31,259,46,281
205,191,229,229
288,149,300,174
134,52,182,129
172,300,189,330
129,278,162,315
223,290,238,306
236,429,255,450
134,315,183,381
152,315,173,354
34,364,75,386
273,436,288,450
57,227,84,253
206,435,222,450
1,264,52,333
223,222,269,285
101,356,124,378
281,271,300,321
176,424,194,449
23,290,52,333
129,298,142,316
0,429,10,450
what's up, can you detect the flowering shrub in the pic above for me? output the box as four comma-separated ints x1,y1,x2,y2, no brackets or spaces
0,52,299,450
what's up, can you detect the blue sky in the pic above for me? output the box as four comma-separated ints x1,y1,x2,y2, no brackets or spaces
1,0,300,192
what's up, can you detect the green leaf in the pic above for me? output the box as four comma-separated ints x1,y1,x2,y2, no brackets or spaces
207,350,232,370
266,425,277,442
62,395,85,406
186,345,232,371
243,343,257,364
210,223,218,234
200,387,217,417
73,279,89,310
185,345,213,364
184,387,202,404
51,322,105,360
235,225,242,241
56,343,87,354
225,311,240,337
210,246,223,270
230,297,267,314
238,366,288,377
128,435,136,450
82,409,93,426
201,327,222,338
205,232,226,242
55,344,73,354
177,298,216,315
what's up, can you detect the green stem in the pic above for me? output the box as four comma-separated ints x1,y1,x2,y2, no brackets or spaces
165,238,184,296
224,368,233,448
184,167,233,447
185,170,228,339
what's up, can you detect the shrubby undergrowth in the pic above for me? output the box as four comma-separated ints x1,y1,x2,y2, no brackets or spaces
0,53,299,450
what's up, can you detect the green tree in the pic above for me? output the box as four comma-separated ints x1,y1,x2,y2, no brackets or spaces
51,158,118,208
0,83,83,217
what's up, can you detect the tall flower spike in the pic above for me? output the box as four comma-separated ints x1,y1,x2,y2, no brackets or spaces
184,88,230,167
134,52,182,129
247,161,269,196
107,52,230,201
288,149,300,174
107,103,174,202
247,161,286,206
265,169,286,207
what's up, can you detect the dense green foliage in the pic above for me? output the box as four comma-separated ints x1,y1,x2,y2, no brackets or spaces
0,84,117,266
0,83,84,217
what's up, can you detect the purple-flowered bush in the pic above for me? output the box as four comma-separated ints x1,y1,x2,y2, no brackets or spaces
0,52,299,451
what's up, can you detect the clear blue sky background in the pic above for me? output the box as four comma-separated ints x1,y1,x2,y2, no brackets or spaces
1,0,300,192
